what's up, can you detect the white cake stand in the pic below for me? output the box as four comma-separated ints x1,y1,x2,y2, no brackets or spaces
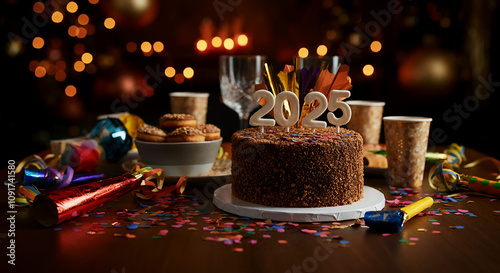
213,184,385,222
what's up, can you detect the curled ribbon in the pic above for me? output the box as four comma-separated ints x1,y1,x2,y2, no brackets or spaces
134,168,187,201
429,162,500,196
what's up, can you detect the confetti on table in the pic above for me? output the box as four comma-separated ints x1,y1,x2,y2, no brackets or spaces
382,233,391,237
432,230,441,234
158,229,169,236
54,227,63,231
262,234,271,238
232,248,244,252
125,233,136,239
126,223,139,230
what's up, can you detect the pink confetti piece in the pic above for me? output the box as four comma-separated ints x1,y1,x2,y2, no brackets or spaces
171,224,183,228
203,226,215,231
223,240,233,245
409,237,419,241
432,222,441,225
277,228,285,233
457,209,468,213
382,233,392,237
262,234,271,238
158,229,169,236
249,239,258,244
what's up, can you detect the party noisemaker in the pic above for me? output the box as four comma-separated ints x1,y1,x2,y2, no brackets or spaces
429,162,500,196
364,197,434,233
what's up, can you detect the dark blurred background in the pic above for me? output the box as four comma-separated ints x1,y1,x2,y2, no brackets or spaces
2,0,499,166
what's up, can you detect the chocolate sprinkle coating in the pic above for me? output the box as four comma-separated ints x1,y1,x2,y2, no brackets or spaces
230,126,364,207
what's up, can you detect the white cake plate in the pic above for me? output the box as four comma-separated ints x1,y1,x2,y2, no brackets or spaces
213,184,385,222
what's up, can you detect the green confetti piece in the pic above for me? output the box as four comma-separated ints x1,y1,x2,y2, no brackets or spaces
399,239,408,243
152,235,162,239
428,219,438,222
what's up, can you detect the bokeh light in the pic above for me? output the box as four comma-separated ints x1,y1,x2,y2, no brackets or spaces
164,67,175,78
298,47,309,58
174,73,185,84
81,52,93,64
78,14,89,25
153,41,164,53
34,66,46,78
141,41,152,53
65,85,77,97
33,2,44,13
223,38,234,50
316,45,328,56
32,37,44,49
363,64,374,76
212,37,222,48
66,1,78,13
183,67,194,79
52,11,64,23
104,18,115,29
237,34,248,46
370,41,382,53
74,61,85,72
196,39,208,51
126,42,137,52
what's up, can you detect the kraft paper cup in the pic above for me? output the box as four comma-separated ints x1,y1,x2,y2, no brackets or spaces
170,92,209,124
346,101,385,144
383,116,432,188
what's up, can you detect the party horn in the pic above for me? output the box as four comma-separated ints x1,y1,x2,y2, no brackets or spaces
429,161,500,196
364,197,434,233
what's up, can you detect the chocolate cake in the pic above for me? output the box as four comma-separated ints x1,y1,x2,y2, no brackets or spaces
230,126,364,207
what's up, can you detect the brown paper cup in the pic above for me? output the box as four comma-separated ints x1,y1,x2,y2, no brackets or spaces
346,101,385,144
170,92,209,124
383,116,432,188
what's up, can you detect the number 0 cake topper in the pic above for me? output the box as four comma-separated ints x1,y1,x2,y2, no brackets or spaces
250,89,351,133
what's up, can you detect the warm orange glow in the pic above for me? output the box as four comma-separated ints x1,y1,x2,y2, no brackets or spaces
55,70,66,82
32,37,44,49
316,45,328,56
183,67,194,79
74,43,85,55
370,41,382,53
52,11,64,23
237,34,248,46
76,27,87,38
126,42,137,52
196,39,208,51
65,85,77,97
68,25,79,37
174,73,185,84
74,61,85,72
34,66,46,78
363,64,374,76
141,41,152,53
153,41,164,53
66,1,78,13
223,38,234,50
164,67,175,78
29,60,39,72
298,47,309,58
88,0,99,4
33,2,44,13
212,36,222,48
82,52,93,64
104,18,115,29
55,60,66,70
78,14,89,25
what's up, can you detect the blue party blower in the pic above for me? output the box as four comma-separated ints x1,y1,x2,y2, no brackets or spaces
364,197,434,233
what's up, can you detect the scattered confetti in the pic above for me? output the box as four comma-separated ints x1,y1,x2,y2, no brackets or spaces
232,248,244,252
278,240,288,244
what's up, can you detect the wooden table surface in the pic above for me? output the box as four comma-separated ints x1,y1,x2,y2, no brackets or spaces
1,146,499,273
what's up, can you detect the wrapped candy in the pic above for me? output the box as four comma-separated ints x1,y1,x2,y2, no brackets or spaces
90,118,133,162
31,167,160,227
429,162,500,196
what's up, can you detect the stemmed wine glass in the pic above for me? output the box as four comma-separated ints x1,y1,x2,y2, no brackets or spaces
219,55,266,129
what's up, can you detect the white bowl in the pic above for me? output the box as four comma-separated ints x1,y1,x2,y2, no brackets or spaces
135,138,222,177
